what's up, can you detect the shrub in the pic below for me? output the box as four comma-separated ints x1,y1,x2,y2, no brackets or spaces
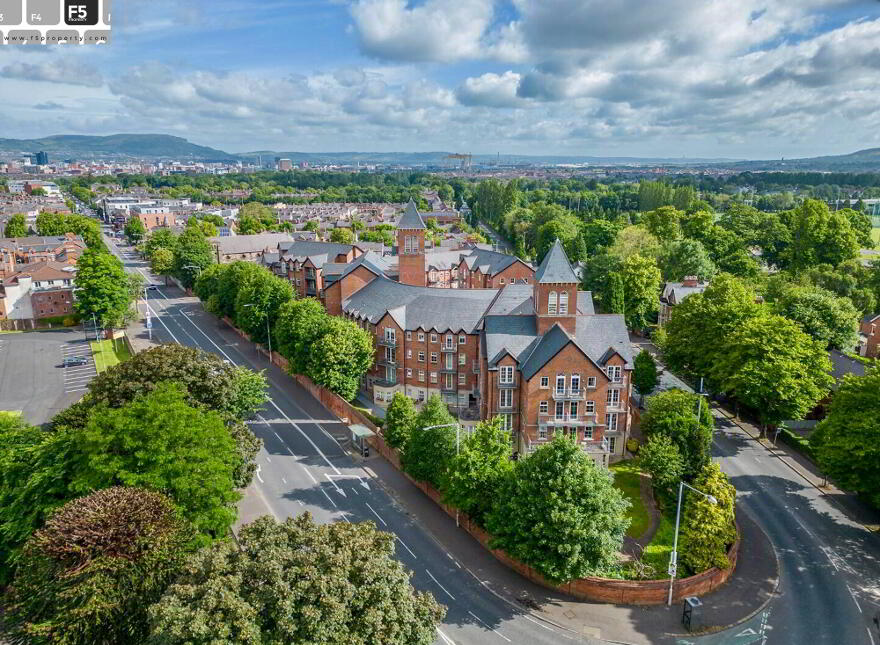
678,462,737,573
626,438,639,454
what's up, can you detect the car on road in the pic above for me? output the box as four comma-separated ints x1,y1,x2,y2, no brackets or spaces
62,356,89,367
146,285,160,290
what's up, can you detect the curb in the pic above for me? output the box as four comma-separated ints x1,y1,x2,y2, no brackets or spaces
712,405,878,536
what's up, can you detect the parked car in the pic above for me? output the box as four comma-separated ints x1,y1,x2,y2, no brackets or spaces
63,356,88,367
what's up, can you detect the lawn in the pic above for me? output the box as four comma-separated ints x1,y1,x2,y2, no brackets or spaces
641,512,677,578
90,338,132,374
872,228,880,245
610,459,651,538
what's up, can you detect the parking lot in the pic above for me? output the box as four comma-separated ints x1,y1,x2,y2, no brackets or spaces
0,328,96,426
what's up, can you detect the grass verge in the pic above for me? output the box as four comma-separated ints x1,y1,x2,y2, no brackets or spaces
610,459,651,538
90,338,132,374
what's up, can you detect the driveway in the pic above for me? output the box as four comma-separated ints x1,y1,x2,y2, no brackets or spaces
0,328,94,426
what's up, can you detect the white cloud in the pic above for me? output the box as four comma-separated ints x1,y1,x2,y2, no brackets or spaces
0,59,104,87
456,71,524,107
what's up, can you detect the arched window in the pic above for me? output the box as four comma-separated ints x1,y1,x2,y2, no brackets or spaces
559,291,568,315
548,291,557,315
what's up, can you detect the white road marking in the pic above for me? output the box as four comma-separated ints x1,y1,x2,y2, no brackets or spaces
321,488,338,508
846,585,862,613
396,536,417,559
436,628,456,645
426,569,456,600
256,465,264,484
281,477,287,484
867,626,875,645
468,610,511,642
365,502,387,526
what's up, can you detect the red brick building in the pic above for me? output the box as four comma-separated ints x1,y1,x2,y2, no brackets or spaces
0,234,85,277
262,240,365,301
397,200,427,287
860,313,880,358
324,239,632,464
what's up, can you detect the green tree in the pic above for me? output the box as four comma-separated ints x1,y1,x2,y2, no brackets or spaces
444,416,513,525
643,206,682,242
304,317,374,401
74,248,133,327
812,369,880,508
304,220,319,233
233,267,294,347
610,225,661,261
72,382,240,538
620,254,662,329
330,227,355,244
663,274,761,387
150,246,174,283
641,389,713,479
3,487,188,645
639,433,684,494
172,226,214,288
774,285,860,350
536,214,581,262
400,396,456,488
660,239,716,282
147,514,444,645
84,344,268,422
384,392,417,452
782,199,859,270
4,213,27,237
275,297,329,375
124,216,147,244
632,349,659,405
35,211,67,235
678,463,737,573
486,434,630,584
582,219,619,252
580,252,622,312
143,228,178,260
712,314,833,429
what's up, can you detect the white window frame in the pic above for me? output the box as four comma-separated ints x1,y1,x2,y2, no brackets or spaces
430,372,438,383
555,401,565,420
559,291,568,315
430,333,438,343
607,412,619,432
431,352,438,363
587,376,597,388
607,365,622,383
499,366,514,384
384,328,395,344
500,389,513,409
459,353,466,365
586,400,595,413
406,368,412,378
418,351,425,362
418,332,425,341
606,388,620,407
608,437,616,453
571,374,580,393
459,334,466,345
419,370,425,381
501,414,513,431
539,401,548,414
584,427,593,440
540,376,549,389
569,401,578,418
458,372,466,385
539,426,547,440
445,353,455,370
406,331,412,340
548,290,557,315
446,334,454,349
555,374,566,395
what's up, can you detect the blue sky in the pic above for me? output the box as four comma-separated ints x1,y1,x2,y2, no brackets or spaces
2,0,880,158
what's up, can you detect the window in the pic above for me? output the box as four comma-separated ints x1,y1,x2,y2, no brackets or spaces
444,334,453,349
500,366,514,384
384,328,395,344
522,278,528,284
587,376,597,388
606,365,622,383
569,401,578,417
385,347,395,362
500,389,513,408
555,401,565,420
445,374,455,389
459,334,466,345
430,333,437,343
296,279,301,286
406,331,412,341
406,368,412,378
445,354,454,369
418,351,425,362
385,366,396,382
559,291,568,315
606,389,620,407
430,372,438,383
418,332,425,341
457,352,466,366
540,376,549,389
458,373,466,385
539,401,548,414
608,437,617,453
431,352,438,363
548,290,557,315
584,428,593,440
407,349,412,359
555,374,566,395
586,400,595,413
571,374,580,393
500,278,505,284
419,370,425,382
501,414,512,431
539,426,547,440
607,413,619,432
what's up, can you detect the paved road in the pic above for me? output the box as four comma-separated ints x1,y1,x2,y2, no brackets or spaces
105,233,594,645
702,412,880,645
0,328,94,425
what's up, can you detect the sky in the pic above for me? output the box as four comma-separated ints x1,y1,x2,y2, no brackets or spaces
2,0,880,158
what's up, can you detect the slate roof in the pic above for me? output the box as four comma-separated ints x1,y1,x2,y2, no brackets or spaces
519,324,578,380
332,251,391,285
861,313,880,324
535,239,579,284
343,276,498,333
484,315,538,366
486,284,533,316
210,233,295,255
829,349,866,388
575,315,633,368
577,292,595,315
462,248,526,276
662,280,710,305
397,199,426,230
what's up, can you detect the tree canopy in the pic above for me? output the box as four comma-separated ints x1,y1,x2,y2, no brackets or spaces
641,389,713,479
73,248,134,327
400,396,457,489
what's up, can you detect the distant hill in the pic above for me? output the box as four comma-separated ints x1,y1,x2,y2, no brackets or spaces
729,148,880,172
0,134,235,161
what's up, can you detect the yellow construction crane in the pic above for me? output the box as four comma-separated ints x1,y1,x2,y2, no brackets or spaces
445,153,472,170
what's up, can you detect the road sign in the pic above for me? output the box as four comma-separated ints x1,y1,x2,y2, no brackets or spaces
668,562,677,577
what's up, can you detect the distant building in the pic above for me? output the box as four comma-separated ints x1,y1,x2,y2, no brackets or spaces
35,151,49,166
130,205,172,231
658,277,710,326
0,261,77,321
278,158,293,171
209,232,297,264
859,313,880,358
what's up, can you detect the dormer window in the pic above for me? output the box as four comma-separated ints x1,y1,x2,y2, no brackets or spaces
559,291,568,315
548,291,557,315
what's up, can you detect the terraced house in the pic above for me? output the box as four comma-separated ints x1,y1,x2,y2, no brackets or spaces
325,204,633,465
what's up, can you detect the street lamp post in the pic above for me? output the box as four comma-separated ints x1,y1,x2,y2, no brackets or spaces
668,481,718,606
242,303,271,362
422,422,461,526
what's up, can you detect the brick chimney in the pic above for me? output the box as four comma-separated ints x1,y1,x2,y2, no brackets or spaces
682,275,699,287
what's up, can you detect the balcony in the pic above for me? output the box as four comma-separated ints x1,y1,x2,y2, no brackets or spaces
377,357,397,367
539,412,598,427
378,337,397,347
374,378,398,388
440,385,458,394
441,345,457,352
551,388,586,401
495,404,519,413
527,436,609,456
498,379,518,389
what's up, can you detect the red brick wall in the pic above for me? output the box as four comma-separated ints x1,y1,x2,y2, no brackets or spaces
325,265,376,315
534,282,577,334
487,261,535,288
861,319,879,358
398,229,426,286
